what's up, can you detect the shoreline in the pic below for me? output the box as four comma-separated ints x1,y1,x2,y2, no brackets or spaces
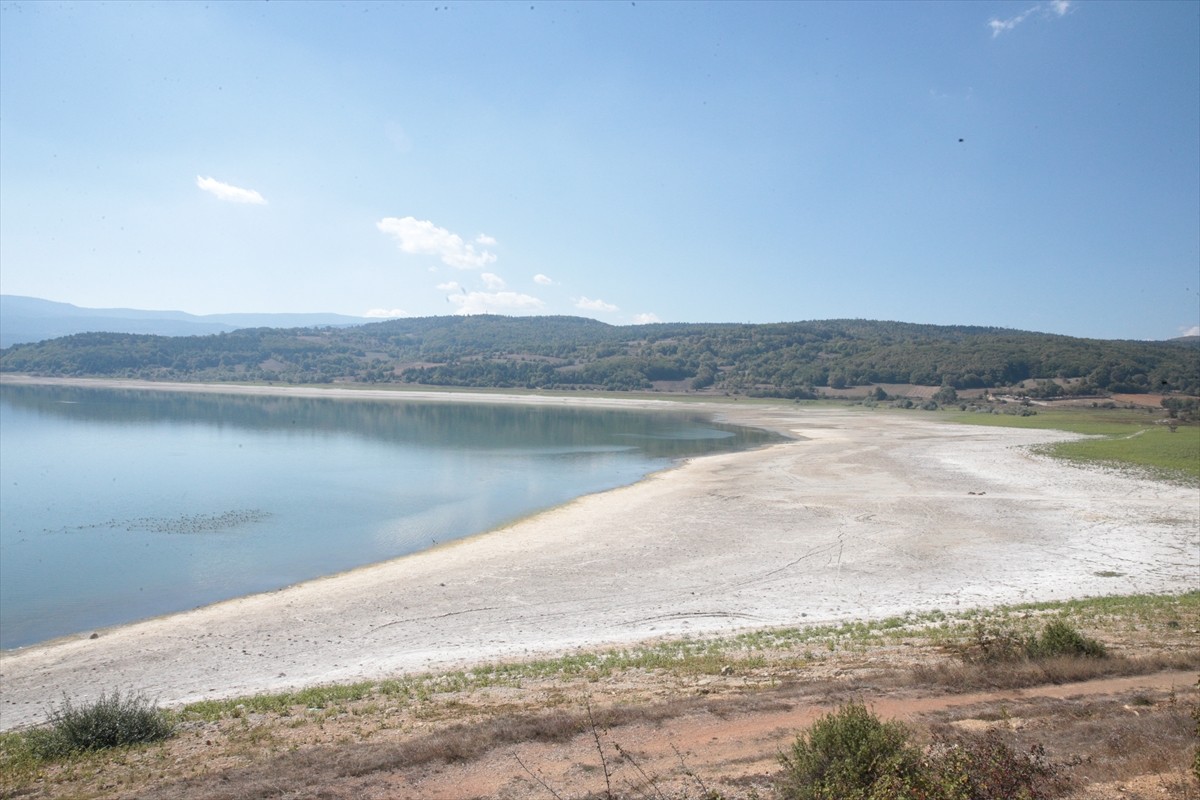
2,377,1197,731
0,374,704,415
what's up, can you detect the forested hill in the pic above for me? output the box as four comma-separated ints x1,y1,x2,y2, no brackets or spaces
2,316,1197,397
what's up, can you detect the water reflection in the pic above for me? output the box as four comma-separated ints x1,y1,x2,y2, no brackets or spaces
0,384,779,648
1,384,774,458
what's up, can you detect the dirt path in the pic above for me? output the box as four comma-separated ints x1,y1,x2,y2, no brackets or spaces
318,670,1200,799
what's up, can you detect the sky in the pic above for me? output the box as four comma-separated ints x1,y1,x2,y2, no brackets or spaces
1,0,1197,340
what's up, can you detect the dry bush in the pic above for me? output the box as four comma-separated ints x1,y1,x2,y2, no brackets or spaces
957,621,1106,666
924,688,1200,800
922,730,1070,800
1055,698,1196,787
909,652,1199,693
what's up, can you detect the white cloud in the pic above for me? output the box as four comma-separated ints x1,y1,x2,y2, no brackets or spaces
988,2,1072,36
448,291,545,315
988,6,1037,36
364,308,409,318
436,281,462,292
475,233,498,246
196,175,267,205
576,296,619,313
481,272,506,290
1181,325,1200,338
377,216,497,269
633,312,662,324
533,273,554,286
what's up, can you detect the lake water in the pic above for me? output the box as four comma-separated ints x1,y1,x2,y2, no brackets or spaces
0,384,776,650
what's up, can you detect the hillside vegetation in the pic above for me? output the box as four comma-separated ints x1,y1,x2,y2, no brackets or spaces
2,316,1197,397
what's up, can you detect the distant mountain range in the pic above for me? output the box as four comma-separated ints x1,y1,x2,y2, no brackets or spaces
0,295,369,349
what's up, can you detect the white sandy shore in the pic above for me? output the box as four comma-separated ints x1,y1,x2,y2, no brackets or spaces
1,378,1197,730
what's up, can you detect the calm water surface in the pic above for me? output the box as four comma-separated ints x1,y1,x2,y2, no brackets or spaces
0,385,776,649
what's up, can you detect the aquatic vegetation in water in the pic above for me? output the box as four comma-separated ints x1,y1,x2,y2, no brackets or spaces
64,509,273,535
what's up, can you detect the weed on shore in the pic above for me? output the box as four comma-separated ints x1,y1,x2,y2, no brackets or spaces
2,592,1196,799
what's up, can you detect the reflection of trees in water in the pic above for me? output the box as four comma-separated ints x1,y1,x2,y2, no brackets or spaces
0,385,778,459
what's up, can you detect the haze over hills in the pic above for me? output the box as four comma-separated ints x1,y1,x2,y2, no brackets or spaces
0,295,371,349
2,302,1197,398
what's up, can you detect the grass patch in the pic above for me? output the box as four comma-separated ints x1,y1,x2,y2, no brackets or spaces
163,592,1198,728
181,682,381,721
948,405,1162,435
981,590,1199,630
948,406,1200,481
1043,425,1199,481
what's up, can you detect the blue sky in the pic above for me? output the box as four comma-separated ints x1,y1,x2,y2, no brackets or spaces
1,0,1196,340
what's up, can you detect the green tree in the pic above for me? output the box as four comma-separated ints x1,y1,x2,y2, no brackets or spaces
933,385,959,405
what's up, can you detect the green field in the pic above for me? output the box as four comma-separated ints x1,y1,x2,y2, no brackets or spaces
948,406,1199,481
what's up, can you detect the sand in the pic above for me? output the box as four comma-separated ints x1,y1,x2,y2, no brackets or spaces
1,379,1197,731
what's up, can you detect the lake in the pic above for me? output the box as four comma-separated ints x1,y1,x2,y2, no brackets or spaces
0,384,776,649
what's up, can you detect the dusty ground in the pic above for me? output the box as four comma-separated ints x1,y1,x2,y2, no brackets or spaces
1,379,1197,734
391,670,1199,800
9,633,1199,799
1111,393,1170,409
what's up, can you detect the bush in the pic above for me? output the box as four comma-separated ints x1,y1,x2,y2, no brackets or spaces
926,730,1068,799
778,704,1070,800
1030,620,1107,659
960,620,1107,664
777,701,920,800
28,689,175,757
959,622,1035,664
1192,676,1200,784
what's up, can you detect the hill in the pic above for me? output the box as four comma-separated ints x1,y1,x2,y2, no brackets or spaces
2,314,1197,397
0,295,367,349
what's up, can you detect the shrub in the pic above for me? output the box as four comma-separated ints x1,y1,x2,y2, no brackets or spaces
959,622,1035,664
777,701,920,800
1193,676,1200,784
28,689,175,757
960,620,1106,664
778,705,1070,800
926,730,1068,799
1030,620,1107,659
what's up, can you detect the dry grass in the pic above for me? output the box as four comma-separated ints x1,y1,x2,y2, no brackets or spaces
926,686,1200,800
2,594,1196,800
909,652,1199,693
115,669,1198,800
130,697,762,800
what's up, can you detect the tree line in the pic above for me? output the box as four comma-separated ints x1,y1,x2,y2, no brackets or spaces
2,316,1197,397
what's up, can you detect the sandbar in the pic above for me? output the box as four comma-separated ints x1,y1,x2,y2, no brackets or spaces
1,378,1197,730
